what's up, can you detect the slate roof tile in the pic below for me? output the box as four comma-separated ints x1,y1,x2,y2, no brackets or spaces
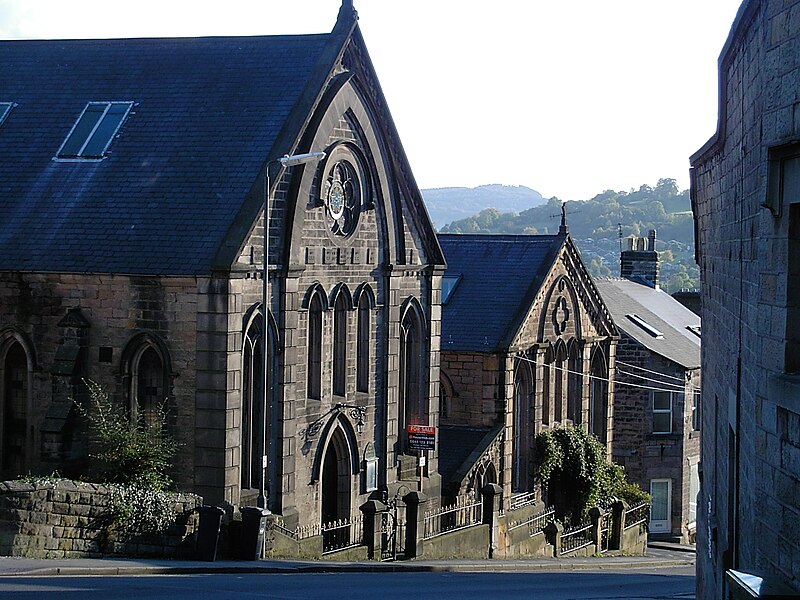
438,234,562,352
594,278,701,369
0,34,331,275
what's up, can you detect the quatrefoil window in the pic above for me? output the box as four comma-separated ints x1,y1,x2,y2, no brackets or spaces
323,161,361,237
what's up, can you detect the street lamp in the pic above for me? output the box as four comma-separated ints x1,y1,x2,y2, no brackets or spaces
259,151,325,510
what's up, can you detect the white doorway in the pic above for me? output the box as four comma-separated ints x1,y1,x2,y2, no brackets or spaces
649,479,672,534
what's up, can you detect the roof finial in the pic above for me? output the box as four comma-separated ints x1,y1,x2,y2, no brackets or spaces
559,202,568,235
338,0,358,22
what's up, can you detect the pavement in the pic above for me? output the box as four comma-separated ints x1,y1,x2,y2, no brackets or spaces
0,542,695,577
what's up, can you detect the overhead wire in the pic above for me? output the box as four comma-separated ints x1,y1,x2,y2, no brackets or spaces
614,360,686,382
513,353,699,394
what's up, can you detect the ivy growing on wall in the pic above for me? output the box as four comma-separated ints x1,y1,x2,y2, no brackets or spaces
534,425,649,523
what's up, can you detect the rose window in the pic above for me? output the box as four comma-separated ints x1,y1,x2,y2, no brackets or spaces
323,161,360,237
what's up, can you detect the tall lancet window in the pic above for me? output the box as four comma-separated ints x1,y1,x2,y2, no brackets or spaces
241,313,264,490
399,302,426,449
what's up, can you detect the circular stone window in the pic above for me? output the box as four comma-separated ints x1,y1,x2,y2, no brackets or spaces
321,159,361,238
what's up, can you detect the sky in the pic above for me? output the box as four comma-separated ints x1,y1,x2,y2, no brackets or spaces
0,0,744,200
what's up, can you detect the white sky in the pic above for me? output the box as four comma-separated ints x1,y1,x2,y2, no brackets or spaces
0,0,743,200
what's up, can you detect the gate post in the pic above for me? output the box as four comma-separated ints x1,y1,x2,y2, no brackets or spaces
481,483,503,558
544,520,563,557
359,499,387,560
589,506,604,553
610,500,627,551
402,491,428,559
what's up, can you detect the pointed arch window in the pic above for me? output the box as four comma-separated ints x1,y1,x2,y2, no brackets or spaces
513,358,534,492
307,292,324,400
356,290,373,393
553,342,567,423
333,292,348,397
241,312,264,490
1,339,30,479
567,341,582,424
541,346,552,426
135,346,164,428
400,302,426,449
590,348,608,444
122,337,170,432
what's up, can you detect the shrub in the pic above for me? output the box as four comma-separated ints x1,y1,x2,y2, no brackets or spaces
75,379,176,491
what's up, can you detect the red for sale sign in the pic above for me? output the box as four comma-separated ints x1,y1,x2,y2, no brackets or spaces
407,425,436,451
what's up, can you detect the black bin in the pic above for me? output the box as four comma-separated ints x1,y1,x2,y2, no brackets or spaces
196,505,225,562
238,506,270,560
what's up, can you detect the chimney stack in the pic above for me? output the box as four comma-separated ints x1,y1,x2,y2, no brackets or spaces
620,229,659,287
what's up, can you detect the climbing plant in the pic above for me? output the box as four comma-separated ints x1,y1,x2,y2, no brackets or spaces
534,425,648,523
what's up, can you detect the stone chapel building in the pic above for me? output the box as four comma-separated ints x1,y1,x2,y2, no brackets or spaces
436,220,618,509
0,1,446,532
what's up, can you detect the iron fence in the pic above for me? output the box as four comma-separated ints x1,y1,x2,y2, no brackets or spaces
509,491,537,512
560,520,594,555
507,505,555,537
599,510,612,552
624,502,650,534
322,514,364,554
423,492,482,540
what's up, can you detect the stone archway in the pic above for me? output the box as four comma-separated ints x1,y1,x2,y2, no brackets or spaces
320,425,353,550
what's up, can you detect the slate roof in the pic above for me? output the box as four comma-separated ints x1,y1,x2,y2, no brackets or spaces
594,278,701,369
438,234,562,352
0,33,332,275
437,424,500,495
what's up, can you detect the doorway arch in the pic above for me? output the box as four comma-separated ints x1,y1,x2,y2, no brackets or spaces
320,422,355,550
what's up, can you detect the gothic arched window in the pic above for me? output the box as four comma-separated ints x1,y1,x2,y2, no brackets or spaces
122,335,171,431
356,293,372,393
400,302,426,449
1,338,30,479
553,342,567,423
241,312,264,490
590,348,609,444
333,292,348,397
567,340,582,425
513,358,534,492
307,292,324,400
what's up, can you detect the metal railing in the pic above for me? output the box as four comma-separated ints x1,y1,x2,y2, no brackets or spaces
624,502,649,532
509,491,537,512
507,505,554,537
599,510,612,553
322,514,364,554
380,509,406,561
561,520,594,555
273,518,321,541
423,493,482,540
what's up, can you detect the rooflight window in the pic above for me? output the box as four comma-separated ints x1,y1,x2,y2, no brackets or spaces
626,314,664,338
442,275,461,305
0,102,14,126
58,101,133,159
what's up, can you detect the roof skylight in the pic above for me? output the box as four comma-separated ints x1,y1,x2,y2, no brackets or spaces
57,101,133,159
0,102,14,126
626,313,664,338
442,275,461,305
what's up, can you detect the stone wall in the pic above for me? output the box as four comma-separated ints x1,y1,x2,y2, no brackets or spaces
690,0,800,596
440,352,501,428
0,480,201,559
0,272,205,494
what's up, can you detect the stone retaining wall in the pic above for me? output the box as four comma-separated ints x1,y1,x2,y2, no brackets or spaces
0,480,201,559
